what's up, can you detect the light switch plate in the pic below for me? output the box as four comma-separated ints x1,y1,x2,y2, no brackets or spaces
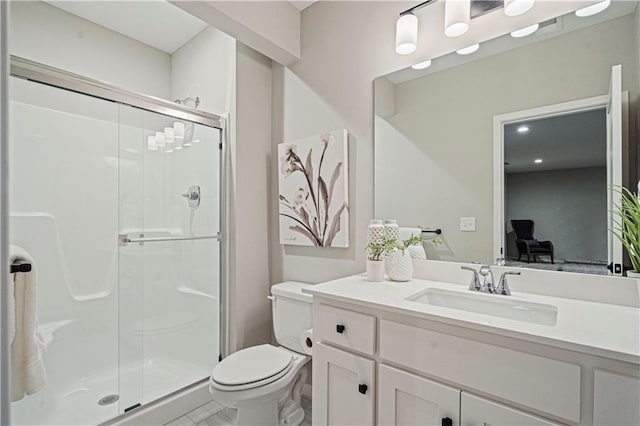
460,217,476,232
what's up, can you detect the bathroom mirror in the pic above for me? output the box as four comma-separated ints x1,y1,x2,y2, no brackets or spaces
374,2,639,276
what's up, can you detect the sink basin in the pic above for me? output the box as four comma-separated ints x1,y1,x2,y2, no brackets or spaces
406,288,558,326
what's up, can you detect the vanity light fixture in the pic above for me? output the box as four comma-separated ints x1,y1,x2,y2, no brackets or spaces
395,13,419,55
504,0,534,17
411,59,433,69
445,0,471,37
534,158,543,164
517,125,530,133
147,135,158,151
510,23,539,38
575,0,610,17
456,44,480,55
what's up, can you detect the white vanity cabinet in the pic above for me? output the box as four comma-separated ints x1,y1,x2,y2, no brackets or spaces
311,300,640,426
312,342,375,425
378,364,460,425
461,392,561,426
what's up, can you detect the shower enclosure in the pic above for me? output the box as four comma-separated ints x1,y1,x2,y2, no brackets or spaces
7,57,225,425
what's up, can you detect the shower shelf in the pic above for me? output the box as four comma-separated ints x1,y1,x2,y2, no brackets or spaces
119,233,221,245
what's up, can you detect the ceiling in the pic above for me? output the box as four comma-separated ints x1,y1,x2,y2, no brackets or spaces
504,109,606,174
45,0,208,54
289,1,317,11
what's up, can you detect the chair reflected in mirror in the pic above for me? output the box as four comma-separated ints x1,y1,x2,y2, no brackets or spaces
511,219,554,264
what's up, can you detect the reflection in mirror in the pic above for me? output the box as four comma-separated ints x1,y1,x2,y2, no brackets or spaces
504,110,607,274
374,1,639,275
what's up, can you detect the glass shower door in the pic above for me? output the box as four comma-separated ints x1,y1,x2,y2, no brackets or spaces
9,77,120,425
118,106,221,410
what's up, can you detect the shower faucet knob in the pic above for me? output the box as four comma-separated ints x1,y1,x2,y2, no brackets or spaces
182,191,199,200
182,185,201,209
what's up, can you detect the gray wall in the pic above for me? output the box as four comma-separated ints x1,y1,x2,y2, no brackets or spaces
505,167,607,263
376,14,638,264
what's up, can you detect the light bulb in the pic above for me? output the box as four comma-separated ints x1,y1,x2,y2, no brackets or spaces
504,0,534,17
575,0,610,17
395,13,418,55
445,0,470,37
155,131,166,147
173,122,185,140
164,127,175,144
411,59,432,70
147,136,158,151
510,23,539,38
456,44,479,55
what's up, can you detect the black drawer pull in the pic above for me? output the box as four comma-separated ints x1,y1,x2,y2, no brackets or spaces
358,384,368,395
441,417,453,426
336,324,345,333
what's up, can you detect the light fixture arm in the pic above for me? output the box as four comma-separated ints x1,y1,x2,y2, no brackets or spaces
399,0,438,17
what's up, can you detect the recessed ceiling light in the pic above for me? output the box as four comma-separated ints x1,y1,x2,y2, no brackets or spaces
511,23,539,38
411,59,432,70
456,44,479,55
504,0,535,17
534,158,543,164
517,125,530,133
575,0,610,17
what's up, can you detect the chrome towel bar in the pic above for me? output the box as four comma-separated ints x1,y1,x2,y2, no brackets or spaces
119,233,221,245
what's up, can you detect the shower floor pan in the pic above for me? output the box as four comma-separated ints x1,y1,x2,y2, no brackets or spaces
11,357,210,426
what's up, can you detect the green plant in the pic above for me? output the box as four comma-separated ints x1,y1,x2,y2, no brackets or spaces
399,235,423,252
366,238,397,261
611,186,640,272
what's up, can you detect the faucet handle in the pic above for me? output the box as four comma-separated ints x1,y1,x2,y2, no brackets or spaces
461,266,481,291
497,271,521,296
479,265,496,294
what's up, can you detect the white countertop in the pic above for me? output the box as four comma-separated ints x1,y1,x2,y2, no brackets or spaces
303,274,640,365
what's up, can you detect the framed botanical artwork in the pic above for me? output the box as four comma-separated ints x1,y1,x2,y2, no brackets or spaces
278,129,349,247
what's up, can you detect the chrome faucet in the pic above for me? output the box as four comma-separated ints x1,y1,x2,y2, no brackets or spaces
479,265,496,293
496,271,521,296
460,266,481,291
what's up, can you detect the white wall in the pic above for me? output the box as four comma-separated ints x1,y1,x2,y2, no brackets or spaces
9,1,172,99
505,167,607,263
171,26,235,115
229,42,273,351
375,15,638,264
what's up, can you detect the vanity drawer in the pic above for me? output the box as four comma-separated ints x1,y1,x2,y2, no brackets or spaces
315,304,376,355
379,319,581,423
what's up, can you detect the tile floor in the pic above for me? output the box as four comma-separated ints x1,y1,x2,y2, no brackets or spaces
163,397,312,426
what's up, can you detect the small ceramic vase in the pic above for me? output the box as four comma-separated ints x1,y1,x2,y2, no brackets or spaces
385,248,413,282
366,260,385,282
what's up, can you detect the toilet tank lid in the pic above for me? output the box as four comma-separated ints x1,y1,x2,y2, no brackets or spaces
271,281,314,303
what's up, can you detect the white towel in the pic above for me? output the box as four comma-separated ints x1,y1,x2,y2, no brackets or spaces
9,245,46,401
399,227,422,244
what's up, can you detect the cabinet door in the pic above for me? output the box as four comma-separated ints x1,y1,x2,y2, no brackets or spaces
313,342,375,426
378,364,460,426
593,369,640,426
461,392,561,426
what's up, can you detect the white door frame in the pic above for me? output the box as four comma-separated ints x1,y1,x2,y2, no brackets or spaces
492,94,610,263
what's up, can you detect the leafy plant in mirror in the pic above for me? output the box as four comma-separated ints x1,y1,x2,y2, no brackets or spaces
399,235,423,252
611,185,640,272
366,238,397,261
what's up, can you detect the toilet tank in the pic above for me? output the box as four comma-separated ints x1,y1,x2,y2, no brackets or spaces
271,281,314,354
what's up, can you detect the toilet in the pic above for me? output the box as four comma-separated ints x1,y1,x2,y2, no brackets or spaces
209,281,313,425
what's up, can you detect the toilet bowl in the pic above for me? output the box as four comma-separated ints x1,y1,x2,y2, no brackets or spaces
209,281,314,426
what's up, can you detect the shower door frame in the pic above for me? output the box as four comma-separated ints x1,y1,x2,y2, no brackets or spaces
2,55,229,421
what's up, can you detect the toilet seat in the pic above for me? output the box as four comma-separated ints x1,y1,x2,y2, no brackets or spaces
210,344,294,391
